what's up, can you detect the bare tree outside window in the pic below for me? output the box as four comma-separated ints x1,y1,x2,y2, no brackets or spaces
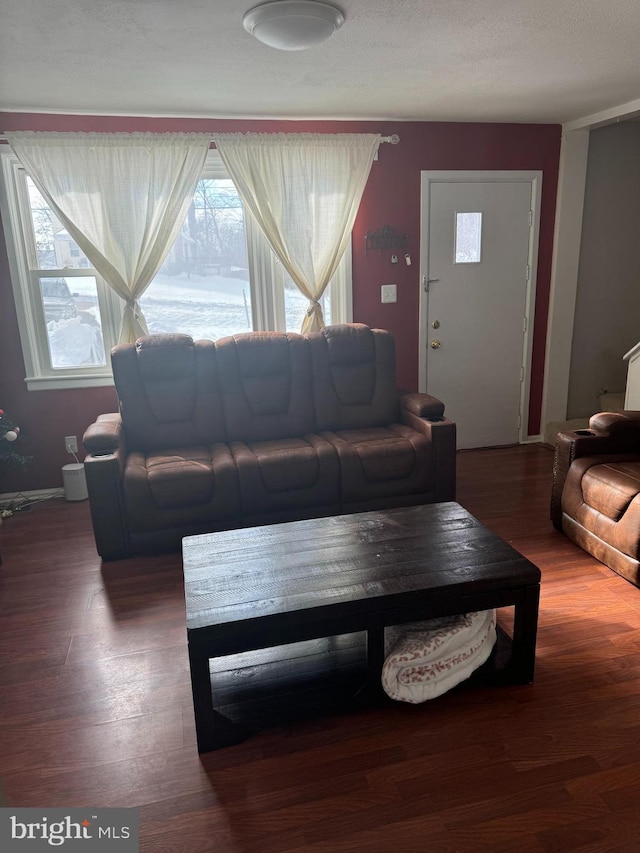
28,179,58,268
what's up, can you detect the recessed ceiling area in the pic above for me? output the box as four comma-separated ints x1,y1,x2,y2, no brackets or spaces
2,0,640,123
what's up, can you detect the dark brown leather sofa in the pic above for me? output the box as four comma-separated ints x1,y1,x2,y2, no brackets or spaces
83,323,456,561
551,410,640,586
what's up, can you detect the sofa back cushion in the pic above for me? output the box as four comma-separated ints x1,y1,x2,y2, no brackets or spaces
111,334,227,452
215,332,316,442
309,324,400,430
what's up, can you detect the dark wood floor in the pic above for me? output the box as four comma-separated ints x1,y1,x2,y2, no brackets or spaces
2,445,640,852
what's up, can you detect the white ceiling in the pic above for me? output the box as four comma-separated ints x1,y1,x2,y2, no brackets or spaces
2,0,640,124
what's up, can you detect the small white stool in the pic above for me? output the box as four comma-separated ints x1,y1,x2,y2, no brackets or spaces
62,463,88,501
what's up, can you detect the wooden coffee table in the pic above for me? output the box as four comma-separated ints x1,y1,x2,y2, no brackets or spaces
183,502,541,753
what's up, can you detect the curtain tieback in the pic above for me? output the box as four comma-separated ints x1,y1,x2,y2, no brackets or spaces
306,300,320,317
124,297,141,318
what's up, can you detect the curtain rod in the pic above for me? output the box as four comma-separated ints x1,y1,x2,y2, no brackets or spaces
0,132,400,144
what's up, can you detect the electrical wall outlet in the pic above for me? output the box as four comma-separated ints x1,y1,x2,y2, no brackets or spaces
381,284,397,304
65,435,78,454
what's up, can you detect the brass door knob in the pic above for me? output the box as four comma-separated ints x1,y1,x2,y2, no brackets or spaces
430,339,441,349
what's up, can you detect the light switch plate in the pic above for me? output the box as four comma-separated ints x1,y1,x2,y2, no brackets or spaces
381,284,397,303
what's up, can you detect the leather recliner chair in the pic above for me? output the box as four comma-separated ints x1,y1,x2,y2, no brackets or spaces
551,410,640,586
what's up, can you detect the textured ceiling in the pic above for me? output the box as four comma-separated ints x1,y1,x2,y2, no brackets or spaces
2,0,640,123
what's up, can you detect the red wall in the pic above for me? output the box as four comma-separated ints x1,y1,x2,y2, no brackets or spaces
0,113,561,491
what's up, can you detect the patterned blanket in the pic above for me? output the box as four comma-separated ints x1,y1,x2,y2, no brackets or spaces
381,610,497,703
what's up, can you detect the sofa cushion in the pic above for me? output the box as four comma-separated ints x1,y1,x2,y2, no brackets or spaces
309,324,400,431
561,455,640,560
321,424,432,503
123,443,240,531
111,334,227,452
565,498,640,561
215,332,316,442
231,435,340,515
581,461,640,521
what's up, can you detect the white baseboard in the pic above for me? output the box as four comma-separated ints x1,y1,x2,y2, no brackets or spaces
523,434,543,444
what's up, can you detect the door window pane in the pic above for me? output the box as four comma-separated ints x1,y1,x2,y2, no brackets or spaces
141,178,252,340
40,276,106,369
455,212,482,263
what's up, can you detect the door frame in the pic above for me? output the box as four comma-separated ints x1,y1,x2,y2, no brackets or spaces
419,170,543,444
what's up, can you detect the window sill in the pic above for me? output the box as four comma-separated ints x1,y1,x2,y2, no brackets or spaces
25,373,115,391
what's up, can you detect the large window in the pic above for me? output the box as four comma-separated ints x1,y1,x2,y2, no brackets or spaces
0,150,351,389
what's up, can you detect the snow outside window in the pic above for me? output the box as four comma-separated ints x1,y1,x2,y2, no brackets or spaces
0,150,352,390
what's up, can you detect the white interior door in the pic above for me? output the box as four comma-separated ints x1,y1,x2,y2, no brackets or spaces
420,174,539,449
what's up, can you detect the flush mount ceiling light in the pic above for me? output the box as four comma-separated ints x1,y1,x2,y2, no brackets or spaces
243,1,345,51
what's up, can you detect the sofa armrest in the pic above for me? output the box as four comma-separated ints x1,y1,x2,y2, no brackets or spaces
400,407,457,502
550,411,640,530
83,413,124,455
399,391,446,420
82,414,130,561
589,410,640,438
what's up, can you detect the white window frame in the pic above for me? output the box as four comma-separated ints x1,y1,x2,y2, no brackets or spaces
0,148,353,391
0,152,122,389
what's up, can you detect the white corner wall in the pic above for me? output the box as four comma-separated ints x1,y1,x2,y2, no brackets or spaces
543,97,640,430
567,122,640,418
542,129,589,427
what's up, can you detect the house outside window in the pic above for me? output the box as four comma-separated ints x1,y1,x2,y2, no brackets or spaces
0,150,352,390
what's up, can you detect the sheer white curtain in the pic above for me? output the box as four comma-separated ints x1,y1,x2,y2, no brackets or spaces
212,132,380,332
6,131,210,343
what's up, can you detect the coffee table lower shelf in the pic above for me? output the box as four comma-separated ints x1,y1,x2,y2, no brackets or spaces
197,626,514,749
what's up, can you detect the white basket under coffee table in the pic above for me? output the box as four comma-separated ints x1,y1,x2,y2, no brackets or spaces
183,502,541,753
